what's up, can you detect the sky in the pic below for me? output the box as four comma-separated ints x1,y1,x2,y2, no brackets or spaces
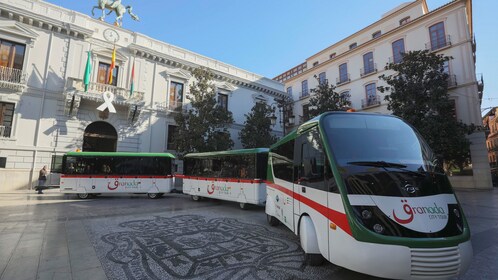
44,0,497,115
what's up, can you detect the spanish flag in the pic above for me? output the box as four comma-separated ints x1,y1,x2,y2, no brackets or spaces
108,45,116,84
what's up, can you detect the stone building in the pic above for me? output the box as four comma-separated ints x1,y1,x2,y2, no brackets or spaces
0,0,286,190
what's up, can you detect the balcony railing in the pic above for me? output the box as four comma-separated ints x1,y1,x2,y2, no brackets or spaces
0,66,27,91
66,77,145,104
0,125,12,138
388,55,404,64
448,74,457,88
425,35,452,51
157,100,183,112
360,63,378,77
361,95,381,108
336,74,351,85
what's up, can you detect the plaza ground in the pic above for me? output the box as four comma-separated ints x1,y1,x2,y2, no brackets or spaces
0,188,496,280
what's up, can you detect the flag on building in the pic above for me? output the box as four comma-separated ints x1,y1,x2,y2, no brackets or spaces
108,45,116,84
130,61,135,97
83,51,92,92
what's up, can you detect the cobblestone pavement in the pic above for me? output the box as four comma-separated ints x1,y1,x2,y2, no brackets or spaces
0,188,496,280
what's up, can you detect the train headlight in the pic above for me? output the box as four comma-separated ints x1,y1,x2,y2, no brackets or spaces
453,208,460,219
361,209,372,220
373,224,384,234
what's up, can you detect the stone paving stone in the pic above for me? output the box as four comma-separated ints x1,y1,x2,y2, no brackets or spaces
0,255,39,280
38,255,71,273
37,270,72,280
69,253,102,273
72,267,107,280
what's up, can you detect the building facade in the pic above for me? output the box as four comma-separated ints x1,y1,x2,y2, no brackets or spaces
275,0,491,189
0,0,286,190
483,108,497,186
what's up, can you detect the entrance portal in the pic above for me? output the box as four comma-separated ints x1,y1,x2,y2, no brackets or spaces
83,121,117,152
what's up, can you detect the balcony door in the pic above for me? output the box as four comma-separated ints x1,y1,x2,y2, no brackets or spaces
83,121,117,152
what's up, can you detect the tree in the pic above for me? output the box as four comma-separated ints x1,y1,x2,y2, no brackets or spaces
378,50,475,172
308,75,351,119
239,102,278,148
173,68,234,156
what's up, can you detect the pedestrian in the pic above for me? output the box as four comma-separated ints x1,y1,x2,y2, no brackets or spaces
37,165,48,194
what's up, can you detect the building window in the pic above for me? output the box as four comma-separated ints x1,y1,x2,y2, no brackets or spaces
302,80,308,97
217,93,228,110
0,102,15,138
362,52,375,75
392,39,405,64
349,43,357,50
302,104,310,122
329,53,336,59
286,86,292,96
318,72,326,85
0,39,25,70
340,90,351,101
400,16,410,26
339,63,348,84
169,81,184,110
449,99,457,120
313,61,319,67
429,22,446,50
167,125,178,150
97,62,118,86
365,83,377,104
372,31,382,39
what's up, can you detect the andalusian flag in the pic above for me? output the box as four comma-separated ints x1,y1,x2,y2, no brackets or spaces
130,61,135,97
108,45,116,84
83,51,92,92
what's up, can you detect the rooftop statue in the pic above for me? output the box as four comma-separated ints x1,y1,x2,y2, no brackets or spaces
92,0,139,27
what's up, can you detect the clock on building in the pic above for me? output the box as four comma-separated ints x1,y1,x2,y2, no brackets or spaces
103,28,119,42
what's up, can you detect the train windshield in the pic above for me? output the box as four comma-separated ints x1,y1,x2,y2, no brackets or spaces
322,114,452,196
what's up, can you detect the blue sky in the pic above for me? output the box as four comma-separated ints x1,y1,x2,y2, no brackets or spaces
44,0,497,115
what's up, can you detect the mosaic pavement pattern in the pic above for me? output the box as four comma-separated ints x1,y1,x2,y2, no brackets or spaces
89,214,337,280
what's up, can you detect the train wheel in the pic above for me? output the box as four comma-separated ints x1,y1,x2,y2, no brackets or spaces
267,214,279,226
77,193,89,199
304,253,325,266
191,195,200,201
147,193,159,199
239,203,248,210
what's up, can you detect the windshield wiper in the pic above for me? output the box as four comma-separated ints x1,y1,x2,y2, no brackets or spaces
347,161,426,177
347,161,407,168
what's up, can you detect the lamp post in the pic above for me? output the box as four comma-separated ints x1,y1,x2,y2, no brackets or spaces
269,98,295,136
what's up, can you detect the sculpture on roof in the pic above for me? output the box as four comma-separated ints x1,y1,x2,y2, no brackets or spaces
92,0,140,27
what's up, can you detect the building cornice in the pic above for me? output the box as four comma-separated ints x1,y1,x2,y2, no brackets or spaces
129,43,286,99
0,2,93,39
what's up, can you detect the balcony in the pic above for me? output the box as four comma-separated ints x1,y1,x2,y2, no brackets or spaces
360,63,378,77
157,100,184,113
388,56,404,64
65,77,145,105
0,125,12,138
361,95,381,109
336,74,351,86
0,66,27,91
299,91,310,99
425,35,452,51
447,74,457,88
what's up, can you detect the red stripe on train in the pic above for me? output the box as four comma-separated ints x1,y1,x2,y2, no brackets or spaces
179,175,263,184
60,175,174,179
266,182,352,236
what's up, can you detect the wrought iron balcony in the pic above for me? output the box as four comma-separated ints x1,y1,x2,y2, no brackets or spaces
0,66,27,91
299,91,310,99
65,77,145,105
360,63,378,77
361,95,381,109
336,74,351,85
447,74,457,88
388,55,404,64
157,100,184,112
0,125,12,138
425,35,452,51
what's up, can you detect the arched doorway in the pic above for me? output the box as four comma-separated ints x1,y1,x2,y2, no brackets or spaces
83,121,117,152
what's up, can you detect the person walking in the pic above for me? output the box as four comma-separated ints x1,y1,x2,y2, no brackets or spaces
37,165,48,194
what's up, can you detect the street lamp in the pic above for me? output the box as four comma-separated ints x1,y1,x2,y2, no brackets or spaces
269,98,295,136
